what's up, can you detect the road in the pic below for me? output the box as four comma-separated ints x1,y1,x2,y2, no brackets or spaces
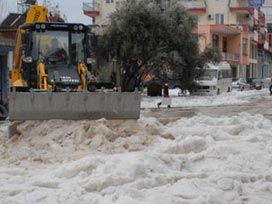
142,93,272,124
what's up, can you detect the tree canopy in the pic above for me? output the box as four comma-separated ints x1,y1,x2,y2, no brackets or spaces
99,0,221,91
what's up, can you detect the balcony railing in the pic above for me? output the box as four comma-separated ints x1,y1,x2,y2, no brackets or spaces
229,0,249,8
179,0,207,12
222,52,240,62
83,1,100,17
229,0,253,14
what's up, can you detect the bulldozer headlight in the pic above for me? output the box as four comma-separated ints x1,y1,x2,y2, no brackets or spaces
35,24,41,30
41,24,46,29
73,25,78,31
79,25,83,31
23,56,33,63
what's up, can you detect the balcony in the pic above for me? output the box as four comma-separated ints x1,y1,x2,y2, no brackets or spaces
229,0,253,14
179,0,207,13
211,25,241,35
222,52,240,62
83,1,100,17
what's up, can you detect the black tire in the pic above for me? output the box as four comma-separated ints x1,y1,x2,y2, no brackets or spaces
0,104,8,120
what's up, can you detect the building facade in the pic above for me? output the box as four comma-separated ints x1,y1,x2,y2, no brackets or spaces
83,0,272,80
183,0,255,79
260,0,272,79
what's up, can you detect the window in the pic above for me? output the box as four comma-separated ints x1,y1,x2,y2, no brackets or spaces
221,70,232,79
212,34,219,48
246,65,250,79
197,69,218,81
215,14,224,24
232,66,237,79
71,33,85,64
32,31,69,65
250,44,253,58
242,38,248,54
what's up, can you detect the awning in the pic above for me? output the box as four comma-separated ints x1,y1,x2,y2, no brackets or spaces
210,24,241,35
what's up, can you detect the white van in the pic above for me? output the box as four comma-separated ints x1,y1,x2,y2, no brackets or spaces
192,62,232,95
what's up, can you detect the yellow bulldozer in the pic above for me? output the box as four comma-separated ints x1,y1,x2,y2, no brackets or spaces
8,5,141,120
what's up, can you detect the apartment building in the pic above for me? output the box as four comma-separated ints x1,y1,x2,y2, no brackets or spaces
83,0,119,27
83,0,272,80
260,0,272,79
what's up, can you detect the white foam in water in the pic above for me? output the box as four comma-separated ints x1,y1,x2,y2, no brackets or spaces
0,89,272,204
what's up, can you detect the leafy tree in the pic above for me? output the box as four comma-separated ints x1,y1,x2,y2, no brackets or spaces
99,0,219,91
201,45,222,64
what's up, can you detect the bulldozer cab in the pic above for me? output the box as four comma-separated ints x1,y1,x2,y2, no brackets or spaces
23,22,91,62
19,22,94,90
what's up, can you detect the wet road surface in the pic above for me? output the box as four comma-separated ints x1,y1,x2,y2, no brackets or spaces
142,93,272,124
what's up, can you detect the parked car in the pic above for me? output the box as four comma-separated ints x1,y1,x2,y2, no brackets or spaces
250,79,264,90
232,78,250,91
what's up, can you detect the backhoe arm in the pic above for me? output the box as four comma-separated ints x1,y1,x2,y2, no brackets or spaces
11,5,48,87
25,5,48,23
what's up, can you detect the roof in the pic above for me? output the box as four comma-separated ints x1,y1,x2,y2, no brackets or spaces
1,13,26,27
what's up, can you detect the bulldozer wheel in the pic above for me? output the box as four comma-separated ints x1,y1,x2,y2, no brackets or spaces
0,104,8,120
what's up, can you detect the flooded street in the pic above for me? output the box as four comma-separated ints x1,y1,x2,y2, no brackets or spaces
142,91,272,124
1,90,272,204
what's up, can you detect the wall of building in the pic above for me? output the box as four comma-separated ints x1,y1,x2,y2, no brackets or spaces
95,0,120,25
197,25,211,51
258,50,272,79
228,34,241,55
207,0,229,23
249,42,258,79
238,64,246,78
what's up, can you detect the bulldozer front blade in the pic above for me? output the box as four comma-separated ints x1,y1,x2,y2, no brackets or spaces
9,90,141,120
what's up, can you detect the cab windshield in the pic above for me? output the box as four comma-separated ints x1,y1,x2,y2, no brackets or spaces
197,69,218,81
31,30,85,65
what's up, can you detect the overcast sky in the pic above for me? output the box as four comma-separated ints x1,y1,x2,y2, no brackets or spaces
4,0,92,24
